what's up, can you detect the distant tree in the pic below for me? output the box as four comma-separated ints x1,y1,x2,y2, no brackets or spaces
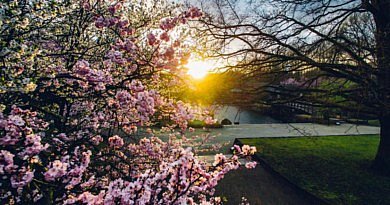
182,72,243,105
197,0,390,175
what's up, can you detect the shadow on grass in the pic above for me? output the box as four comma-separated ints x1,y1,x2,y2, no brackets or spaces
239,135,390,205
215,165,325,205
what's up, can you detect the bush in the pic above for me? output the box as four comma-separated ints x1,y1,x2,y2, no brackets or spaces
188,120,223,128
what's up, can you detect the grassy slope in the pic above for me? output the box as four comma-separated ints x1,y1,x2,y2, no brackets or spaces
240,135,390,205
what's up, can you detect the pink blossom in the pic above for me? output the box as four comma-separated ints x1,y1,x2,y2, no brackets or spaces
74,60,90,76
9,115,25,126
108,135,124,148
108,17,119,27
163,47,175,59
242,145,257,155
118,19,129,28
213,153,226,166
10,169,34,188
159,18,176,30
77,191,105,205
91,135,103,145
58,133,71,141
107,50,125,65
173,40,181,47
81,150,92,167
160,32,170,42
95,16,107,28
82,0,91,10
44,160,68,181
0,150,16,174
204,116,217,125
245,161,257,169
123,39,137,53
80,176,96,188
147,33,157,46
185,7,203,19
108,3,122,15
233,144,242,153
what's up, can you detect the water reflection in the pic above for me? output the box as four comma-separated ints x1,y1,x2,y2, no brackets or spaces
215,106,278,124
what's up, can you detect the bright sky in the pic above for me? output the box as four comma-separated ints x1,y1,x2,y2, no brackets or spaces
185,59,217,79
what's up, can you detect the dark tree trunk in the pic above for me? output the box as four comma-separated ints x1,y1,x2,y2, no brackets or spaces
373,116,390,175
372,0,390,175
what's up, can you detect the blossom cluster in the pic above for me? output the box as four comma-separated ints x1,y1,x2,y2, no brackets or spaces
1,107,256,204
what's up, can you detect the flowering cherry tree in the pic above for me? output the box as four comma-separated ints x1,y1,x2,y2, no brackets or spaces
0,0,256,204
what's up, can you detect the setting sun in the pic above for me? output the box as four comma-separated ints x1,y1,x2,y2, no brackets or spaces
186,60,215,79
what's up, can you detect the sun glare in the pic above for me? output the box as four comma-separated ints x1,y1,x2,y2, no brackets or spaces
186,60,215,79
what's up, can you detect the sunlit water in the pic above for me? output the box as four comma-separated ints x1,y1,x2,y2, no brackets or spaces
214,106,279,124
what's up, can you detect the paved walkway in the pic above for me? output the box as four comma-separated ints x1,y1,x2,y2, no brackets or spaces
159,123,380,154
204,123,379,138
158,122,380,164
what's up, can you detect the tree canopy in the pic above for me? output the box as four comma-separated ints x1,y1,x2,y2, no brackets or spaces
196,0,390,175
0,0,257,204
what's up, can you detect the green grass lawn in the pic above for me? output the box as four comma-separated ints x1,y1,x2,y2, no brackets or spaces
240,135,390,205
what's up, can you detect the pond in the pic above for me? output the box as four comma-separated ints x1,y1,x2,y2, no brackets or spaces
214,106,279,124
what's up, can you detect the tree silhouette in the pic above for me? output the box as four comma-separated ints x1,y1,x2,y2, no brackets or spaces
197,0,390,175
